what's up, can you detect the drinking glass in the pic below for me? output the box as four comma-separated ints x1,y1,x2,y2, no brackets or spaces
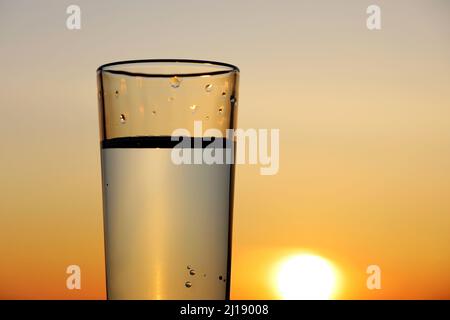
97,60,239,299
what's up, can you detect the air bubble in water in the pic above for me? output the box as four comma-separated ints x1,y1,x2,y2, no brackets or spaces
222,91,226,96
205,115,209,120
152,110,156,115
170,76,181,88
115,90,119,97
168,96,174,102
185,281,192,288
219,275,223,280
187,265,192,270
218,106,224,114
190,105,197,113
119,114,126,123
205,84,213,92
189,269,196,276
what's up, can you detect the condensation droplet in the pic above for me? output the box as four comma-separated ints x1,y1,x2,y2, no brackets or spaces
185,281,192,288
170,76,181,88
205,84,213,92
189,269,196,276
119,114,126,123
190,105,197,113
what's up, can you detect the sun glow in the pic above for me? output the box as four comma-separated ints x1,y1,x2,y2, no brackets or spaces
276,254,339,300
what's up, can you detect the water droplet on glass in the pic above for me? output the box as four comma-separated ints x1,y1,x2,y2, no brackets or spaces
119,114,126,123
185,281,192,288
189,269,196,276
170,76,181,88
190,105,197,113
218,106,224,114
205,84,213,92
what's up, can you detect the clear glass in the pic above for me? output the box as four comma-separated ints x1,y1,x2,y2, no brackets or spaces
97,59,239,300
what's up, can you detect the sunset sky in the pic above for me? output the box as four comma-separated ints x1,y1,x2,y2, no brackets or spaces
1,0,450,299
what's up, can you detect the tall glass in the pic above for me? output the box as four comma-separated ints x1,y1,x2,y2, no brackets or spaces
97,60,239,300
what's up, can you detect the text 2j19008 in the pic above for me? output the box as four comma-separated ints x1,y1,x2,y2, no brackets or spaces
223,304,269,317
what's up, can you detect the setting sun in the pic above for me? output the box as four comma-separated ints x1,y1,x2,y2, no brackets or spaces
276,254,339,300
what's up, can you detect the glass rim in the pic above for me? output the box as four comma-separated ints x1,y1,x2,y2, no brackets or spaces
97,59,239,78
